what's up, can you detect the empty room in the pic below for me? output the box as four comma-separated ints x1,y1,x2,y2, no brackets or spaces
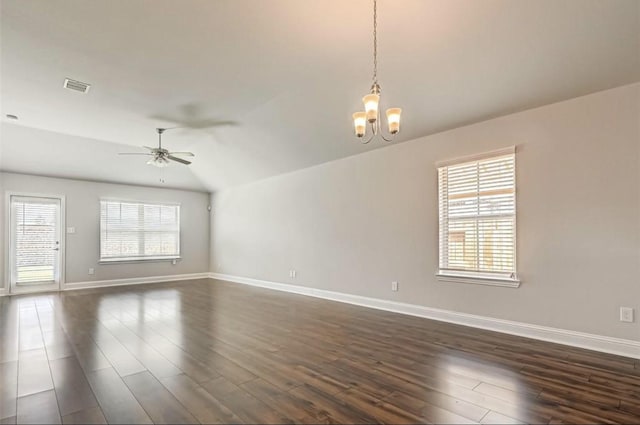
1,0,639,424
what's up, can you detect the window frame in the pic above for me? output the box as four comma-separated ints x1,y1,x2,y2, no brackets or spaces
99,198,182,264
436,147,520,288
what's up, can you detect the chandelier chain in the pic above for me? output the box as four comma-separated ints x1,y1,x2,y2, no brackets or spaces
372,0,377,85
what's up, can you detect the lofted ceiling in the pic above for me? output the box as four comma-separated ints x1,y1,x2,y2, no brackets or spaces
1,0,639,192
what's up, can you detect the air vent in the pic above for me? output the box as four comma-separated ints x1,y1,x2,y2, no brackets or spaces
63,78,91,93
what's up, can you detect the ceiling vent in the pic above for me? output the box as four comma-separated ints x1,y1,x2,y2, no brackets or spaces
63,78,91,93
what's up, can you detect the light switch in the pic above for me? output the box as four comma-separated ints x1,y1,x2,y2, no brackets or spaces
66,227,76,234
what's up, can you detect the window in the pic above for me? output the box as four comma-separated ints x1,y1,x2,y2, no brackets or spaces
100,200,180,262
437,148,518,286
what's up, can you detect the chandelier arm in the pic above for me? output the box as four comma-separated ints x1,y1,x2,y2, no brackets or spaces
361,133,376,144
378,115,395,142
375,111,398,142
379,133,395,142
361,123,377,145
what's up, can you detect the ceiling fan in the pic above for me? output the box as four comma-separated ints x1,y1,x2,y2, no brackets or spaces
119,128,194,167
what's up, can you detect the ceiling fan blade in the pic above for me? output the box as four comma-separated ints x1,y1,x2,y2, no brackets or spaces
175,119,238,129
168,155,191,165
143,146,157,150
168,152,195,157
118,152,153,156
150,109,238,130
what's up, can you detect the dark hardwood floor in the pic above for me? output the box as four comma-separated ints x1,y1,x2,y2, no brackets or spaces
0,278,638,424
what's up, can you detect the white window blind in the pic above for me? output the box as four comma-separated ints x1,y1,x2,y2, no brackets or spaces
100,200,180,262
11,197,59,284
438,150,517,281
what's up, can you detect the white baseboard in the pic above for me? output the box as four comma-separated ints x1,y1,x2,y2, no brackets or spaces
63,272,210,291
209,272,640,360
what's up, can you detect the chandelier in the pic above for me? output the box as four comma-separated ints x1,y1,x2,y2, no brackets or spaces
352,0,402,143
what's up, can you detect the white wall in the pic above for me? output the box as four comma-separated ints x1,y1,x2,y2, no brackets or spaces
1,172,210,290
211,83,640,341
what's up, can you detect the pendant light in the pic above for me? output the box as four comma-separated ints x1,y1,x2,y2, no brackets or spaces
352,0,402,143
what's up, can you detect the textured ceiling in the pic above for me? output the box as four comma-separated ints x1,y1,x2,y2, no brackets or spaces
1,0,638,191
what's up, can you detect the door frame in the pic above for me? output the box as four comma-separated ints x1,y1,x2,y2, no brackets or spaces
5,191,66,295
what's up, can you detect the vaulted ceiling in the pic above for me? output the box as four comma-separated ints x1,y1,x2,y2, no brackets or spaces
1,0,638,191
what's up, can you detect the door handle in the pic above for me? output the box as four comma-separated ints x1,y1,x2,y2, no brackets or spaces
52,248,60,251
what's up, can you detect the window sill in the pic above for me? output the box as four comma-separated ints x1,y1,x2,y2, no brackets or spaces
99,256,181,265
436,273,521,288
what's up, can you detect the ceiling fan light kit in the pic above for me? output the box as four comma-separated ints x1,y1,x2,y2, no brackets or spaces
352,0,402,143
119,127,195,167
147,155,170,168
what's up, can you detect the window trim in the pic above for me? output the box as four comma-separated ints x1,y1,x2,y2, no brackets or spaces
99,256,181,265
99,198,181,263
436,272,521,288
435,146,516,168
436,147,519,287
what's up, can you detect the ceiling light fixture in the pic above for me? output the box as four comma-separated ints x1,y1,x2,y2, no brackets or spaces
147,155,170,168
118,128,194,167
352,0,401,143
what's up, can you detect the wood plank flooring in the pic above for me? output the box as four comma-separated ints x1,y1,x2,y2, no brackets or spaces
0,278,638,424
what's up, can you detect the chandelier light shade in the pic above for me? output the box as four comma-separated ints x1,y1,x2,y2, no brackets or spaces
352,112,367,137
363,94,380,123
352,0,402,143
386,108,402,134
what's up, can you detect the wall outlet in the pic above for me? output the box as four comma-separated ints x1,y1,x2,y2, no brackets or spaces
172,259,177,265
620,307,634,323
289,269,297,278
88,268,95,275
391,281,398,291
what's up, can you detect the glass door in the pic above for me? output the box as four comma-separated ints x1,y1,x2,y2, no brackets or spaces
9,195,62,294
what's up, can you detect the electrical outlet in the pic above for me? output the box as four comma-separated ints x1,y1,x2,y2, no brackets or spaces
391,281,398,291
172,259,177,265
289,269,297,278
620,307,634,323
88,268,95,275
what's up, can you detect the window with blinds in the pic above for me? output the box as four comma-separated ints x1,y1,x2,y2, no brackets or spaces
437,149,517,282
11,197,60,284
100,200,180,262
